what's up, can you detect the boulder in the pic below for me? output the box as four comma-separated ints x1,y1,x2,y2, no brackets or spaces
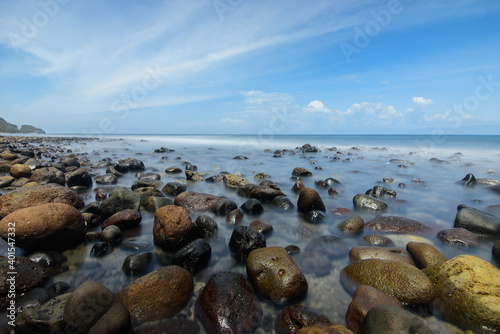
196,272,262,334
365,215,433,235
276,305,331,334
174,191,222,212
172,238,211,273
246,247,308,304
0,203,86,250
101,209,142,230
30,167,65,186
406,242,447,269
249,184,285,202
10,163,32,178
341,259,435,305
349,246,415,266
240,198,264,215
193,215,218,238
98,187,141,220
229,226,266,261
15,293,71,334
292,167,312,176
118,265,193,324
454,204,500,237
338,215,364,234
297,187,326,213
161,182,187,195
66,168,93,188
210,198,238,215
153,205,197,252
94,173,118,185
0,184,84,219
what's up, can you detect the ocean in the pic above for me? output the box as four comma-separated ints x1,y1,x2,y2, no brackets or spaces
5,133,500,332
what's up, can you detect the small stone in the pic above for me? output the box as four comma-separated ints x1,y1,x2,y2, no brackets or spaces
353,194,388,211
101,225,122,246
250,219,273,234
229,225,266,261
122,252,153,275
240,198,264,215
101,209,142,230
357,305,433,334
358,235,394,247
292,167,312,176
406,242,447,269
338,215,364,233
193,215,218,238
275,305,331,334
226,208,244,225
90,242,110,257
172,239,211,273
437,227,479,247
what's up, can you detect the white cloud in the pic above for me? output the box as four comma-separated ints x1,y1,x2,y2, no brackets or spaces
412,96,434,106
221,117,244,124
304,100,331,113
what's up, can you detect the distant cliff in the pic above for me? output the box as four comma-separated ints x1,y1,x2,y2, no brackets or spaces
0,117,45,134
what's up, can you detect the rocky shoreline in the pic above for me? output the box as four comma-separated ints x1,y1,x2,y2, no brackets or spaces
1,135,500,333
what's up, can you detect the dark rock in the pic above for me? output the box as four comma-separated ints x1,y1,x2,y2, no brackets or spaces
172,238,211,273
226,208,244,225
0,184,84,219
115,158,145,172
349,246,416,266
15,293,71,333
132,178,164,190
46,282,72,298
246,247,308,304
64,281,131,334
353,194,388,211
137,172,161,180
28,251,66,269
250,219,273,234
153,205,196,252
249,184,285,202
458,173,476,186
98,187,141,220
119,265,193,324
211,198,238,215
30,167,65,185
357,305,433,334
325,177,341,186
297,187,326,213
16,287,50,316
338,215,364,233
229,226,266,261
134,319,200,334
489,184,500,194
90,242,110,257
365,215,433,235
328,188,339,196
275,305,331,334
493,240,500,263
241,198,264,215
366,185,396,198
95,173,118,185
106,165,124,177
205,174,225,182
291,180,305,193
437,227,479,247
194,215,218,237
271,195,295,211
0,203,86,251
122,252,153,275
341,259,435,305
165,166,183,174
101,209,142,230
233,155,248,160
454,204,500,237
144,196,173,212
406,242,447,269
174,191,222,212
196,272,262,334
101,225,122,246
162,182,187,195
285,245,300,255
358,234,394,247
66,168,93,188
185,164,197,171
292,167,312,176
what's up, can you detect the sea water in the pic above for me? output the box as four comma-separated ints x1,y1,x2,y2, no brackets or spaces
15,134,500,332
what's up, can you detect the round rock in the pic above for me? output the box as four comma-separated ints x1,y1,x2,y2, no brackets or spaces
297,187,326,213
153,205,197,252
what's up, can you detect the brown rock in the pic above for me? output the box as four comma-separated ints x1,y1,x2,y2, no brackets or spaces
365,215,434,235
153,205,196,251
358,234,394,247
246,247,308,304
338,215,364,233
276,305,331,334
291,180,305,193
9,163,32,178
174,191,222,212
196,271,262,334
0,203,86,250
297,187,326,213
250,219,273,234
292,167,312,176
340,259,435,305
437,227,479,247
30,167,66,185
0,175,15,188
297,324,354,334
345,285,404,333
118,265,193,324
101,209,142,230
0,184,84,219
349,247,415,266
406,241,447,269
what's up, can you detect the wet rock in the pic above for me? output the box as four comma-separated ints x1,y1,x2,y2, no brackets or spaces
292,180,306,193
358,234,394,247
250,219,273,234
328,188,339,196
425,255,500,333
132,178,164,190
226,208,244,225
249,183,285,202
66,168,93,188
0,175,15,187
210,198,238,215
365,215,433,235
95,173,118,185
185,170,203,181
341,259,435,305
174,191,222,212
101,209,142,230
353,194,388,212
349,247,416,266
172,238,211,273
237,183,257,197
98,187,141,220
297,187,326,213
153,205,197,252
454,204,500,237
357,305,433,334
162,181,187,195
122,252,153,275
297,324,353,334
28,251,66,269
205,174,225,183
458,173,476,186
15,287,50,316
10,163,32,178
0,184,84,219
246,246,308,304
338,215,364,234
254,172,269,180
406,242,447,269
365,185,396,198
224,173,250,188
489,184,500,194
229,225,266,261
275,305,331,334
90,242,110,257
165,166,183,174
30,167,66,185
144,196,173,212
115,158,145,172
196,272,262,334
193,215,218,237
494,240,500,263
437,227,479,247
63,281,131,334
292,167,312,176
330,207,356,217
134,319,200,334
119,265,193,324
241,198,264,215
346,285,404,333
305,235,349,260
0,257,48,309
101,225,122,246
271,195,295,210
0,203,86,250
106,165,124,177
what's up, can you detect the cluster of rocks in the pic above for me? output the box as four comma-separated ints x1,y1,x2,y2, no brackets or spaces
1,137,500,333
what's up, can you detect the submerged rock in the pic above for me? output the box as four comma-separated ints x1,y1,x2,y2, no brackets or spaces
275,305,331,334
153,205,197,252
454,204,500,237
365,215,433,235
353,194,388,211
297,187,326,213
357,305,433,334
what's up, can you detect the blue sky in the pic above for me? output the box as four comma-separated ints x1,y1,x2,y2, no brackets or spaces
0,0,499,135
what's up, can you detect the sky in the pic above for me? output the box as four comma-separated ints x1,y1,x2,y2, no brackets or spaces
0,0,499,135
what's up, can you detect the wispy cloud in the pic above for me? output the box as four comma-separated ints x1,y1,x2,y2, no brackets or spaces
412,96,434,107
